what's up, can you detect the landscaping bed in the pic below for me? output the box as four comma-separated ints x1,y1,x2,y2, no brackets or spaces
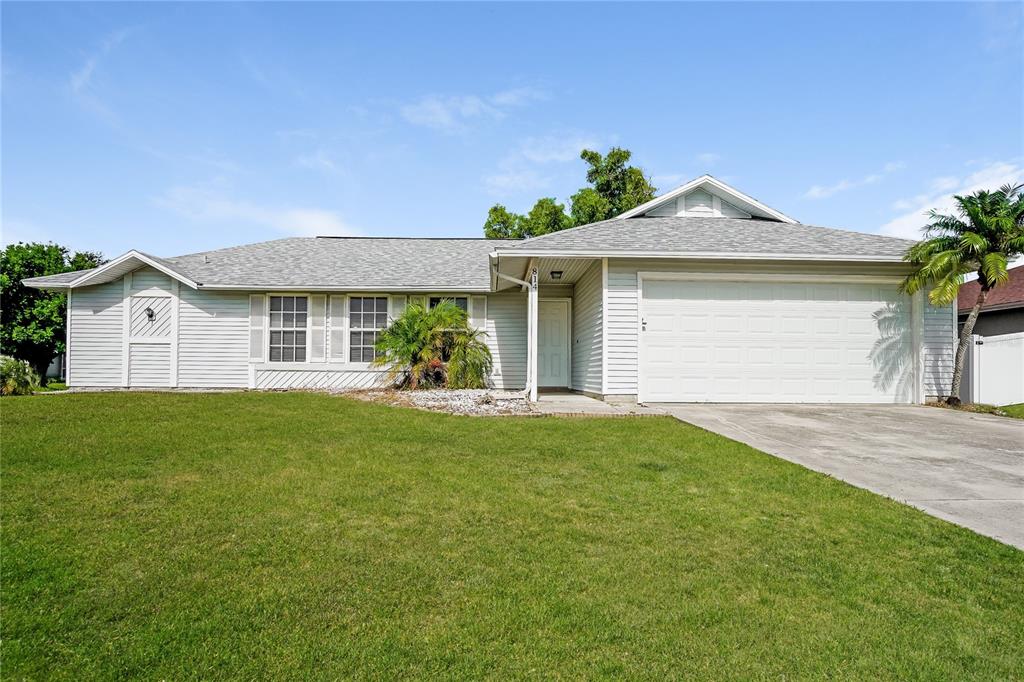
345,388,533,416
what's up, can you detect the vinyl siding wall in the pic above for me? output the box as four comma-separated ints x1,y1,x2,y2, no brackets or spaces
605,258,955,400
67,272,529,390
923,301,956,398
178,288,249,387
67,281,124,386
571,260,603,393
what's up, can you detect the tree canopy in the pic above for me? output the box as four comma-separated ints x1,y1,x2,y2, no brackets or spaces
483,147,657,239
1,242,103,382
901,183,1024,403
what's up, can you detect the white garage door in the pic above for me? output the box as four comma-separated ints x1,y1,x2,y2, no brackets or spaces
639,278,913,403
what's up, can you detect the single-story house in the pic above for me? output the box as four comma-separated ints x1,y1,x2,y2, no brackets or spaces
957,264,1024,337
25,175,956,403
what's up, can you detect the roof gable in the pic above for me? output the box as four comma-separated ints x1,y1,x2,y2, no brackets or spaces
617,175,797,223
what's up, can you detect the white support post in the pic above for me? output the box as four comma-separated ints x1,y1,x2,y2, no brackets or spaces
528,267,539,402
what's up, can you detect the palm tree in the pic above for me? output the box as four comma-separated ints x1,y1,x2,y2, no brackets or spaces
901,183,1024,405
373,300,493,390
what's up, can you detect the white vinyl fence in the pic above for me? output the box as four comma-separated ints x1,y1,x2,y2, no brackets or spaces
961,332,1024,406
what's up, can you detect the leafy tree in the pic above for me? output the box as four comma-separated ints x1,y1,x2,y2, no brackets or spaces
900,184,1024,405
1,243,103,383
373,300,493,389
483,146,657,239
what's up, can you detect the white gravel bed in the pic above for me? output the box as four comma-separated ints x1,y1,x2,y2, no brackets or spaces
343,388,534,416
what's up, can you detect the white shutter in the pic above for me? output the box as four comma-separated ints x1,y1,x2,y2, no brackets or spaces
391,295,407,320
470,296,487,331
310,295,327,362
249,294,266,362
329,295,346,362
409,295,425,310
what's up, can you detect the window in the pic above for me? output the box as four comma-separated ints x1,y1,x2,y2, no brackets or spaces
349,296,388,363
269,295,308,362
428,296,468,312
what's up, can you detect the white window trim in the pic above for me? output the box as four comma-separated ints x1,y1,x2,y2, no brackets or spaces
345,294,391,368
266,293,312,364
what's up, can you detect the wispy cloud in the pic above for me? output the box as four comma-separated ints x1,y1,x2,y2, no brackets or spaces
401,87,546,133
294,149,339,174
880,160,1023,239
154,183,355,237
68,26,138,122
483,131,610,197
804,161,906,199
695,152,721,166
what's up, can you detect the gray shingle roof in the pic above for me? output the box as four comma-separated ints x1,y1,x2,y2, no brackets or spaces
25,237,517,290
21,268,97,286
496,216,915,259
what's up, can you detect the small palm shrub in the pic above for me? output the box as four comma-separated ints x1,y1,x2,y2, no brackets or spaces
1,356,41,396
373,301,493,389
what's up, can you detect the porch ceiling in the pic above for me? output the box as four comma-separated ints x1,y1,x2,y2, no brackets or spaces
492,255,598,291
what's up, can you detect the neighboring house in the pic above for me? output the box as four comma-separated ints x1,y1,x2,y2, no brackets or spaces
956,264,1024,405
24,175,956,403
957,264,1024,336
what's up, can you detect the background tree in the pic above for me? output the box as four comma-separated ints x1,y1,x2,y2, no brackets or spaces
1,243,103,383
900,184,1024,405
483,146,657,239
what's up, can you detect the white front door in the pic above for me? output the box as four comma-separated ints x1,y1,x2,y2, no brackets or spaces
538,299,570,387
638,278,914,403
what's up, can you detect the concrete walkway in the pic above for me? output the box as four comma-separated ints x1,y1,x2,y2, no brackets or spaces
534,392,665,417
658,404,1024,550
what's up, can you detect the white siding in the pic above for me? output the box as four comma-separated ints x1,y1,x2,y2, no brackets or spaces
129,344,170,386
68,281,123,386
571,260,603,394
923,301,955,399
255,369,389,390
130,267,172,295
645,191,752,219
178,288,249,387
606,259,924,397
486,293,527,389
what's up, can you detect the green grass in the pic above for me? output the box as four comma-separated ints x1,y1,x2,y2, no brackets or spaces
3,392,1022,679
1001,403,1024,419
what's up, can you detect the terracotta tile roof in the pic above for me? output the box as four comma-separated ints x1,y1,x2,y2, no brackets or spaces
957,264,1024,313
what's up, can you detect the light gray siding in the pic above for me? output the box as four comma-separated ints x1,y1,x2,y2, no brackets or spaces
605,258,952,399
571,260,603,394
923,301,956,398
130,267,172,295
128,343,170,386
485,293,527,389
68,281,123,386
179,288,249,388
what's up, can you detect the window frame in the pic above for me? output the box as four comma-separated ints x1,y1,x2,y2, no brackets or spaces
266,293,311,364
427,295,470,313
345,294,390,365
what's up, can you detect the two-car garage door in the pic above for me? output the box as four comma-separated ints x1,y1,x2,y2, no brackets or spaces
639,277,913,403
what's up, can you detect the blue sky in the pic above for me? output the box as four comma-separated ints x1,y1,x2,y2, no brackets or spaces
2,1,1022,259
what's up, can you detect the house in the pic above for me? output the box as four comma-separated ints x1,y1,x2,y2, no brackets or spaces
957,264,1024,336
24,175,956,403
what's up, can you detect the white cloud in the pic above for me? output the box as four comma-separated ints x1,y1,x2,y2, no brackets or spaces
695,152,721,165
483,169,550,195
294,149,338,173
517,133,603,164
70,27,135,94
804,161,906,199
400,87,546,133
154,184,355,237
880,161,1023,239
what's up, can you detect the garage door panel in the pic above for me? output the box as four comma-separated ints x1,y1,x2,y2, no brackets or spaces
640,278,913,403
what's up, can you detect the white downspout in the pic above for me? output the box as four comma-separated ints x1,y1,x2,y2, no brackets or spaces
528,267,539,402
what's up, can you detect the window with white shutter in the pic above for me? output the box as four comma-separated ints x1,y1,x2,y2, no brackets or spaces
310,295,327,362
329,295,346,362
249,294,266,362
470,296,487,331
391,295,407,320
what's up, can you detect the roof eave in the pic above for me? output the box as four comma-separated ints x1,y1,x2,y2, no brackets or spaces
489,248,908,263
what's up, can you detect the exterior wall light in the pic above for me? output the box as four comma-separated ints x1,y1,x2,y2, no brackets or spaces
145,307,155,321
550,271,563,280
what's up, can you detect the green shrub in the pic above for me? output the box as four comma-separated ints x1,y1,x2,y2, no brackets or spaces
373,301,493,389
1,356,41,396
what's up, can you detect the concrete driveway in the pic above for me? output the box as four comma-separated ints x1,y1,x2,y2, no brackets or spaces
657,404,1024,549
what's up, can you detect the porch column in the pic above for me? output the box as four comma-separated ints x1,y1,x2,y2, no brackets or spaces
528,266,539,402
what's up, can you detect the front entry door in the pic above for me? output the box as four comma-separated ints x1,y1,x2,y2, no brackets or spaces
538,299,570,388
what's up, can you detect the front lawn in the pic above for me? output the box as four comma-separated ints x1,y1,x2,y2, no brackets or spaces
3,392,1022,678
